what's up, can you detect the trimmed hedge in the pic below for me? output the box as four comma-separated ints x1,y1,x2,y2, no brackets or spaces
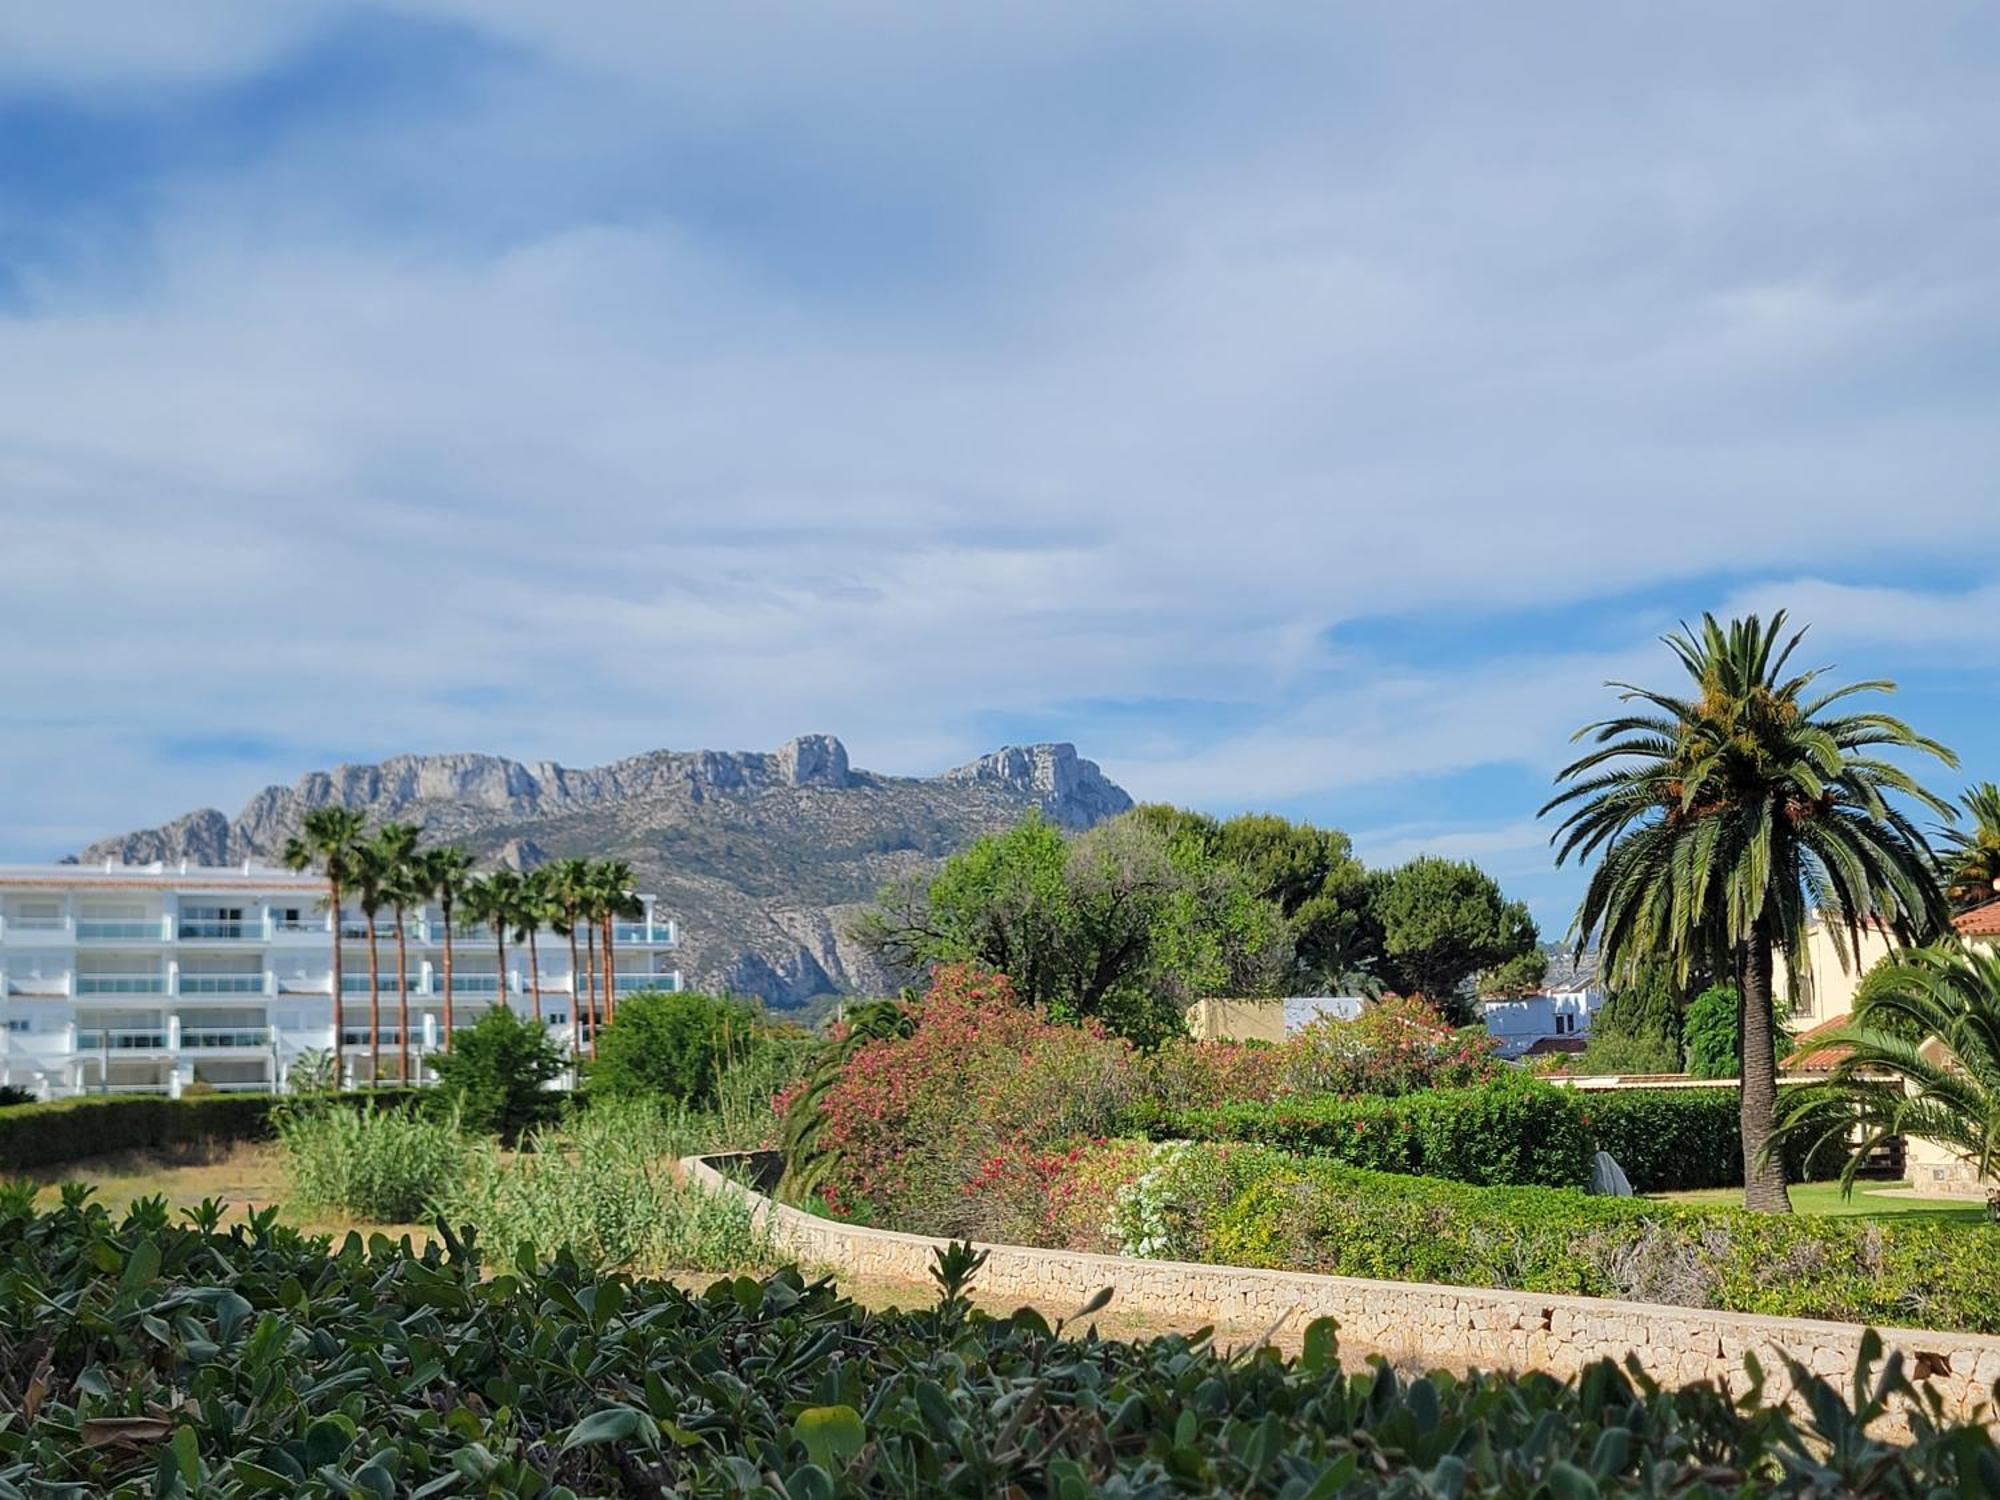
0,1090,422,1172
1579,1086,1844,1192
1168,1077,1594,1188
1117,1142,2000,1333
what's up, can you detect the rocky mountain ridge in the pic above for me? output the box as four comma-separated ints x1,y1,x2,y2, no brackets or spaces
77,736,1133,1007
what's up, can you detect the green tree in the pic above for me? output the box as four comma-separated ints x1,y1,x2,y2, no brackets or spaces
1938,782,2000,914
1682,984,1740,1079
417,846,475,1053
372,823,424,1084
1577,962,1685,1074
545,858,594,1063
463,871,522,1016
1545,611,1955,1211
1776,944,2000,1195
590,990,764,1106
514,867,554,1026
348,834,396,1083
1369,857,1540,1024
282,807,368,1091
427,1005,567,1140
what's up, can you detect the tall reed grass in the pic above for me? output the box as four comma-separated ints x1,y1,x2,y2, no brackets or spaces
275,1103,471,1222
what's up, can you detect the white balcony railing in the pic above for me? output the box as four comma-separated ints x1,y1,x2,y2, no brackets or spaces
177,919,259,940
75,1028,170,1051
76,920,164,941
613,973,679,994
177,974,267,995
181,1028,272,1049
3,915,72,937
75,973,168,995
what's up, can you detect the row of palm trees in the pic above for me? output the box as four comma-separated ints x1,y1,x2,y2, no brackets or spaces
282,807,646,1086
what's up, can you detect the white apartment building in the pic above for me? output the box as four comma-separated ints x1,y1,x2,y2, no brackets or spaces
1480,983,1606,1059
0,862,682,1100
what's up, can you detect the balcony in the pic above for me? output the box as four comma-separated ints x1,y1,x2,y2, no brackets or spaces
613,973,679,994
340,974,423,995
177,973,268,995
75,973,168,995
612,923,675,946
77,920,164,942
181,1028,272,1050
2,915,71,941
438,974,502,994
178,919,259,941
271,918,329,938
75,1028,169,1051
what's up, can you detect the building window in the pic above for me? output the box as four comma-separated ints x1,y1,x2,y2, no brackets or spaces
1554,1014,1576,1036
6,1019,30,1034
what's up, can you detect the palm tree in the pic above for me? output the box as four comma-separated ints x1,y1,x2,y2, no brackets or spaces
595,860,643,1026
514,867,552,1026
547,859,592,1063
577,867,604,1057
1938,782,2000,914
282,807,367,1091
373,823,423,1083
1543,612,1955,1213
349,836,395,1084
1777,944,2000,1198
420,846,475,1053
464,871,522,1016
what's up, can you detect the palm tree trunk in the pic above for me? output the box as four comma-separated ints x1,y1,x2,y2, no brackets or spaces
496,929,510,1015
528,929,543,1025
440,905,455,1057
584,923,600,1059
602,914,618,1026
1739,924,1794,1213
566,924,583,1067
329,881,345,1092
366,915,381,1085
393,909,410,1084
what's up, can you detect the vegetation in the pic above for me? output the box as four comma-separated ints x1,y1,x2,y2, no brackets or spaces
1276,996,1500,1096
426,1005,568,1140
591,990,770,1108
281,806,368,1088
1546,611,1956,1212
1369,857,1542,1020
1583,1086,1842,1193
1109,1141,2000,1331
1938,780,2000,912
1682,983,1741,1080
416,843,475,1052
9,1193,1994,1498
1574,963,1685,1074
1777,944,2000,1196
273,1101,470,1223
0,1091,419,1172
1166,1076,1594,1188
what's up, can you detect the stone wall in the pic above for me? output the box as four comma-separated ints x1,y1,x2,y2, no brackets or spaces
686,1156,2000,1427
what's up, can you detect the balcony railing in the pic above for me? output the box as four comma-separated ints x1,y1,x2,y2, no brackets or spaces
178,974,267,995
613,973,679,994
76,1029,169,1050
612,924,675,945
272,918,328,936
340,975,423,995
77,920,162,941
438,974,502,994
178,919,258,940
181,1028,271,1049
75,974,168,995
3,915,70,934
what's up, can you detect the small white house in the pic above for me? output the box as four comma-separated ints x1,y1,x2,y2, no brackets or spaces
1479,984,1605,1060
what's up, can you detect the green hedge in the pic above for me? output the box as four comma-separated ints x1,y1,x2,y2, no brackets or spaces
1121,1143,2000,1333
1168,1078,1594,1188
0,1090,423,1172
1579,1086,1844,1192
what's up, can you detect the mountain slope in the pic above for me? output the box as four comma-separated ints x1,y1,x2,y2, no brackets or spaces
76,735,1133,1007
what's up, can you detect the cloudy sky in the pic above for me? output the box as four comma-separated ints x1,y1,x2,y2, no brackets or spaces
3,3,1997,932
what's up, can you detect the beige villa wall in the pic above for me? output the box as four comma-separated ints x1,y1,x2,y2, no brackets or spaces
1183,997,1288,1043
685,1157,2000,1428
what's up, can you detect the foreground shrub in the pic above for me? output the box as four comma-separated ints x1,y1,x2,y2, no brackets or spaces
7,1193,1995,1497
0,1089,421,1172
809,964,1136,1236
275,1102,471,1222
1278,996,1501,1096
1110,1142,2000,1332
590,990,774,1108
435,1099,768,1272
1583,1085,1844,1191
427,1005,568,1140
1171,1075,1595,1187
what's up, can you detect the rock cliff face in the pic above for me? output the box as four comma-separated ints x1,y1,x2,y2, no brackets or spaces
77,736,1132,1008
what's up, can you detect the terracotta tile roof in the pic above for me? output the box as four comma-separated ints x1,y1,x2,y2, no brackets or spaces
1954,898,2000,938
1786,1013,1856,1072
1522,1036,1588,1057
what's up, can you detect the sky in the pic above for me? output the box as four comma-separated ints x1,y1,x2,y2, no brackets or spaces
2,3,1997,936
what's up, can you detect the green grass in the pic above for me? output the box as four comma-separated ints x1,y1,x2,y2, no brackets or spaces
1652,1179,1990,1225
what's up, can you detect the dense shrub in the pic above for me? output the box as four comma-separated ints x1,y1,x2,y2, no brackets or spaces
1277,997,1501,1096
1581,1085,1845,1191
1110,1142,2000,1332
8,1193,1995,1496
810,964,1136,1236
1684,984,1740,1079
275,1102,471,1222
0,1089,422,1172
590,990,775,1108
427,1005,568,1140
1171,1076,1594,1187
1133,1037,1285,1115
436,1099,769,1272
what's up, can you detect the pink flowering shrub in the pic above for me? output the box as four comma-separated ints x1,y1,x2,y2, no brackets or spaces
1135,1040,1287,1114
813,964,1138,1238
1277,997,1501,1097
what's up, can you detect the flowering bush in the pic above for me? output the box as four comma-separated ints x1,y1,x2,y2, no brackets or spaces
1278,996,1500,1097
811,964,1138,1238
1134,1039,1286,1115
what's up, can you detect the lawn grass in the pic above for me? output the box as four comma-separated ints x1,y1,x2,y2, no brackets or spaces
1653,1178,1990,1225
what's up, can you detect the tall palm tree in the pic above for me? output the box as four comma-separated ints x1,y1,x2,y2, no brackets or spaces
373,823,423,1083
595,860,643,1026
349,836,395,1085
1938,782,2000,914
420,846,475,1053
578,868,604,1057
282,807,367,1092
514,867,552,1026
1777,944,2000,1198
547,859,592,1063
1543,612,1955,1213
465,871,522,1016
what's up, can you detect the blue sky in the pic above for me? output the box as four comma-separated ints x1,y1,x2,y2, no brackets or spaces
2,3,1998,938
